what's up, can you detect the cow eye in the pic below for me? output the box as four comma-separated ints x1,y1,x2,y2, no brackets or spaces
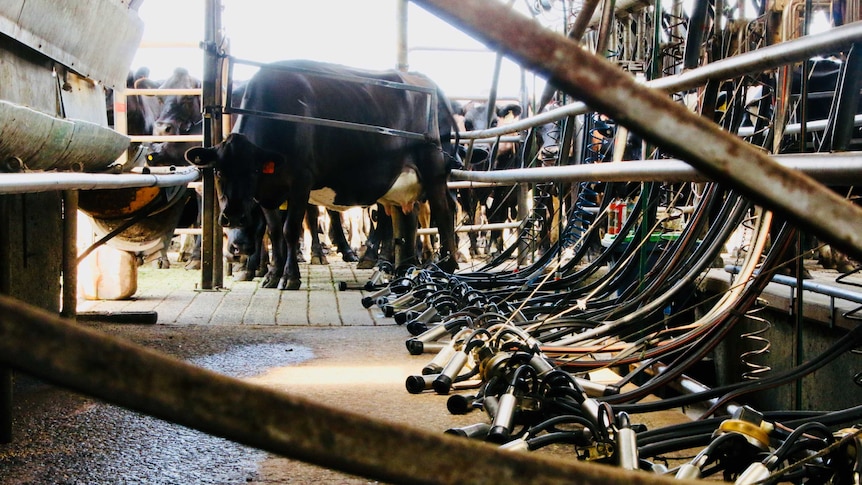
464,120,474,131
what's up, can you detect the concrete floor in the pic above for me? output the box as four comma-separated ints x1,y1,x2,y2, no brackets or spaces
0,257,689,484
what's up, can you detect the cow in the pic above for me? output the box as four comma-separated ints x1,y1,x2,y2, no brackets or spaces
147,67,203,168
106,69,162,167
135,68,205,269
225,204,273,281
186,59,460,290
456,101,523,257
147,70,359,271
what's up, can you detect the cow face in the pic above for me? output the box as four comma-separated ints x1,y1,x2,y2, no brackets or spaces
153,68,202,138
152,68,202,166
185,133,283,228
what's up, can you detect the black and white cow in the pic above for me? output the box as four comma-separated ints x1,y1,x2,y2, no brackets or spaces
187,60,461,290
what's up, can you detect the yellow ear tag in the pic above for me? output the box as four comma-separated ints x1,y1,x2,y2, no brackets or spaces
262,161,276,174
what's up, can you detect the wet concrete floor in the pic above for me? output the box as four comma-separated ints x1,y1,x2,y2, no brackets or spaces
1,259,687,484
0,261,491,484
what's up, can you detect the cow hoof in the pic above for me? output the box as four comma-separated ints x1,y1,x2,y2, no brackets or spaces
233,270,253,282
278,277,302,290
342,251,359,263
356,258,377,269
184,259,201,270
310,255,329,265
262,274,280,288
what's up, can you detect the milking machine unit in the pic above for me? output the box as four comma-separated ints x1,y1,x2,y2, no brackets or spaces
357,260,862,482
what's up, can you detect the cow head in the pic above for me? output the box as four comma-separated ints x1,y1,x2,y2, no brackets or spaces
151,68,202,167
457,101,522,170
185,133,285,228
154,68,202,137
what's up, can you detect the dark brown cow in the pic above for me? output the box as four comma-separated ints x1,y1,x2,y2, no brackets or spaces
187,60,460,290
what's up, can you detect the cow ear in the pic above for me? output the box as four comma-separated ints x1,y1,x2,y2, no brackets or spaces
498,103,522,118
185,146,216,166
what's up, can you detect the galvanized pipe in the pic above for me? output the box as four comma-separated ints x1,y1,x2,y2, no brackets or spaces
457,21,862,141
452,152,862,184
123,88,200,96
725,265,862,305
0,293,692,485
0,167,200,195
415,0,862,262
130,134,203,143
417,220,522,235
738,114,862,137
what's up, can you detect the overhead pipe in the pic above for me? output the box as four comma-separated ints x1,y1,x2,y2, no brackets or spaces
452,152,862,185
456,21,862,141
0,167,200,195
414,0,862,263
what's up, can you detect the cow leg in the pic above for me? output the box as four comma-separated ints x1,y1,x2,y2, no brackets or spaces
487,186,513,256
356,223,380,269
328,209,358,262
156,231,172,269
426,183,459,273
417,202,435,264
279,197,307,290
261,208,286,288
239,235,264,282
377,209,395,265
306,204,328,265
357,204,391,269
391,205,419,271
459,189,481,257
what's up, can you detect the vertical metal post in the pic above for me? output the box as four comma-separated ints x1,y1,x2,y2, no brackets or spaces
794,0,814,411
517,67,529,265
396,0,409,72
596,0,617,57
61,190,78,319
200,0,223,290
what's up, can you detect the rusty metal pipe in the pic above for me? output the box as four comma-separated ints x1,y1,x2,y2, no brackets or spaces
0,294,694,485
413,0,862,262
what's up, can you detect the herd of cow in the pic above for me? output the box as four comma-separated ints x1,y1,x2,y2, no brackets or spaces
114,60,534,290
